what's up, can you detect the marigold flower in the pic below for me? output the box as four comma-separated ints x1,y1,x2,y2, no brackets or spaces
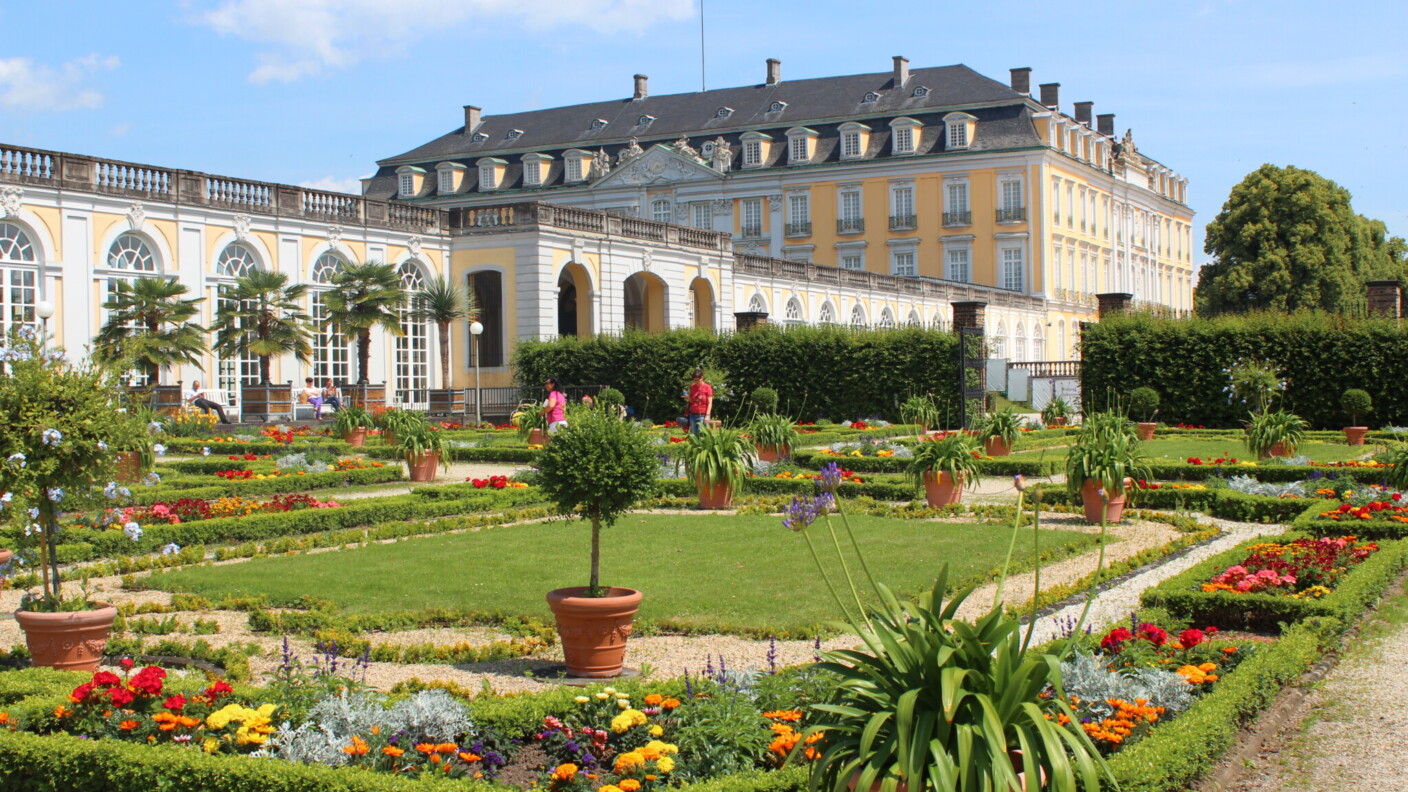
615,751,645,773
343,736,370,756
459,751,482,763
619,780,642,792
552,763,579,781
643,694,663,706
119,719,140,731
383,746,405,757
662,697,681,709
415,743,439,755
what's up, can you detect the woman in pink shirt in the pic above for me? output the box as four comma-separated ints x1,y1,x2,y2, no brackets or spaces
541,377,569,434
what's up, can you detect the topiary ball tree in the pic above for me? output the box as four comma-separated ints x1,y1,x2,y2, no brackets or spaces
750,386,779,414
536,408,659,594
597,387,625,410
1341,389,1372,426
1128,387,1160,423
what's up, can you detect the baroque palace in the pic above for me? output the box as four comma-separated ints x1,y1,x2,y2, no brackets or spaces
0,57,1192,406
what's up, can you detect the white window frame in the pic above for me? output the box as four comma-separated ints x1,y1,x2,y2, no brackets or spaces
438,169,456,195
788,194,810,225
945,246,971,283
890,247,917,277
838,122,870,160
651,199,673,224
398,173,416,198
1000,244,1026,292
743,140,763,168
888,117,922,156
478,165,497,191
522,154,550,187
784,297,805,326
819,301,837,323
849,303,867,328
691,203,712,229
565,158,582,183
999,176,1025,213
839,190,862,221
786,127,817,165
945,179,970,225
890,184,914,224
943,112,976,151
740,198,763,237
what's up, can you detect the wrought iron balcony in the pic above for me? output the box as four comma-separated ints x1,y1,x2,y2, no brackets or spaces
740,224,764,238
836,217,865,234
996,207,1026,223
942,210,971,227
784,221,812,238
889,214,916,231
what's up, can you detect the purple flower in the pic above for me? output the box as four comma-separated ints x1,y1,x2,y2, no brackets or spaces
818,462,843,493
782,495,830,532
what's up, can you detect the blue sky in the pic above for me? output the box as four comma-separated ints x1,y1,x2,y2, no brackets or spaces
3,0,1405,262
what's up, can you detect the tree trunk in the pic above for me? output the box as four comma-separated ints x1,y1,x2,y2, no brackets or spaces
590,516,600,592
438,321,450,388
259,355,271,385
357,331,371,384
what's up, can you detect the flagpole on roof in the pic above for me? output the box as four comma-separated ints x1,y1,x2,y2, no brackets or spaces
699,0,707,92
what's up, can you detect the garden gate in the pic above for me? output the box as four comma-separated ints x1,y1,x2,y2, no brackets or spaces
958,326,986,429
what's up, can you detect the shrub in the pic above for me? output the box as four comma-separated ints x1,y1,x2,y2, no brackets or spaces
1341,388,1372,426
749,387,779,414
1128,387,1160,423
1245,409,1309,457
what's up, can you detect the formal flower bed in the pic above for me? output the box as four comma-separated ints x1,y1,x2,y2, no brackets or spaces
768,468,864,485
817,438,913,459
465,475,529,490
1133,481,1208,491
1200,536,1377,598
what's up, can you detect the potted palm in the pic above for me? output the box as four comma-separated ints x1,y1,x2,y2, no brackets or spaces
92,276,206,387
749,413,799,462
977,407,1022,457
679,426,754,509
211,269,315,419
1041,396,1073,428
1246,409,1309,459
321,261,406,408
1341,389,1372,446
395,421,447,482
906,432,982,506
1065,412,1150,524
535,408,658,677
413,276,477,412
0,326,151,671
376,407,421,447
333,405,375,447
512,400,550,446
1129,387,1160,441
900,394,943,437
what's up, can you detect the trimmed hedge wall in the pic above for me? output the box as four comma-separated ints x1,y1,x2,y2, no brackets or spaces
789,450,1062,477
1082,312,1408,429
514,325,963,422
1293,498,1408,539
652,476,918,502
1139,535,1408,632
1029,484,1311,524
131,466,404,505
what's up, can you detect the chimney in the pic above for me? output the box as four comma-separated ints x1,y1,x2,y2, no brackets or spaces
1097,113,1116,137
463,105,481,135
1074,101,1093,126
1039,83,1060,110
633,74,648,101
766,58,781,86
1009,67,1032,95
892,55,910,87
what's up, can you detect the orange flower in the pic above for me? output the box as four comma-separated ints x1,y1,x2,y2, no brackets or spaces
119,720,140,731
436,742,459,754
343,736,370,756
459,751,482,763
415,743,439,756
53,706,72,718
552,763,579,781
620,780,642,792
764,709,803,722
643,694,663,707
662,698,681,709
382,746,405,758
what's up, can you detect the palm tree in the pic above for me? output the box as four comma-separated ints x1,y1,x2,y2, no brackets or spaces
413,276,478,388
212,269,315,384
93,276,206,386
321,261,406,384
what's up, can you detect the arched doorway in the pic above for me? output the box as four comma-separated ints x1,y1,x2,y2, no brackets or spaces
623,271,666,332
688,276,714,330
557,262,592,337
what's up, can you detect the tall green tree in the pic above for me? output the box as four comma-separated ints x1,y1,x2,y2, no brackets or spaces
93,276,206,386
1197,164,1399,315
412,275,478,389
321,261,406,384
212,269,315,384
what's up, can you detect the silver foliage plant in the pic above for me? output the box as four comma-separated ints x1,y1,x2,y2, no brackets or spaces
1225,474,1307,499
259,689,476,766
1058,653,1197,721
274,452,330,474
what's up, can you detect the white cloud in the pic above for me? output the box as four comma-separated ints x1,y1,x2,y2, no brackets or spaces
193,0,694,83
299,175,366,195
0,54,120,111
110,121,133,137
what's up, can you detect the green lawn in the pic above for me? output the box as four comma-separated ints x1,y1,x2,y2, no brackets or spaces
145,513,1098,636
1010,437,1367,464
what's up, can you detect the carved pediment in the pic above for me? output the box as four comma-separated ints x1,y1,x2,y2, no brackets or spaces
593,144,724,187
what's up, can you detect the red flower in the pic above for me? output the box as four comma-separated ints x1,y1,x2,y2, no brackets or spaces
164,695,187,711
1179,628,1206,648
69,682,95,703
204,681,233,700
1100,627,1134,653
92,671,121,688
107,687,135,707
1136,623,1168,647
130,666,166,696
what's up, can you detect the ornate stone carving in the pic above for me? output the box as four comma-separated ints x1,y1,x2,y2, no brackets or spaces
673,135,698,159
766,194,783,212
712,198,732,217
407,235,423,258
710,137,733,172
591,148,612,179
326,225,343,247
616,137,644,165
0,186,22,219
641,250,653,271
673,202,689,223
126,202,145,231
232,213,251,241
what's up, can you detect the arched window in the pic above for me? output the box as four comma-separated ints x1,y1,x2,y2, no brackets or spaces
785,297,804,326
0,222,38,333
1058,321,1068,361
906,308,921,326
992,322,1007,359
216,243,260,277
1014,322,1027,362
748,293,767,314
107,234,157,272
213,243,263,397
878,307,896,329
1031,325,1044,361
819,301,836,324
651,199,673,224
850,303,867,328
395,261,430,406
310,253,349,385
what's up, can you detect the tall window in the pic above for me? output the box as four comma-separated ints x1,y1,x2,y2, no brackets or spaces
840,253,863,270
310,253,349,385
214,243,262,396
947,122,967,148
467,271,504,367
651,199,673,224
891,250,916,277
788,194,810,225
399,173,415,197
785,298,804,326
740,199,763,237
849,304,866,328
841,131,862,158
946,182,969,213
890,186,914,225
878,308,896,329
438,170,456,194
565,157,583,183
892,126,914,154
1065,183,1074,228
0,222,37,334
1002,247,1024,291
523,160,543,187
819,302,836,323
946,248,970,282
1001,180,1023,213
479,166,497,191
743,140,762,166
839,191,863,233
395,262,429,407
789,136,809,163
691,203,711,229
1053,246,1063,291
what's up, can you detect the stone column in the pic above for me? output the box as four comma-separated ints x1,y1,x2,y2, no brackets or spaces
1367,280,1402,320
1096,292,1133,319
951,301,987,330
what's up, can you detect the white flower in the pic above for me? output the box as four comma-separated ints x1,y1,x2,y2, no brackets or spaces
123,522,143,541
0,491,10,507
201,447,211,457
153,444,166,456
143,472,161,486
46,487,63,503
161,543,181,556
7,452,25,468
148,421,163,433
97,440,109,452
40,428,62,447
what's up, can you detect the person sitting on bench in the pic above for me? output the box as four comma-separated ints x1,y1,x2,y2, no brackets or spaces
185,380,232,424
301,378,325,419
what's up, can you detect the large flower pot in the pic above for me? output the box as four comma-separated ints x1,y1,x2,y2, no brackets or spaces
1080,478,1128,524
983,437,1012,457
15,603,118,672
755,444,788,463
528,428,548,446
342,428,368,447
546,586,643,678
405,452,440,482
115,451,142,484
922,471,964,507
1260,442,1289,459
1135,422,1157,442
1047,417,1067,428
0,548,12,568
697,480,733,509
1344,426,1369,446
382,431,397,447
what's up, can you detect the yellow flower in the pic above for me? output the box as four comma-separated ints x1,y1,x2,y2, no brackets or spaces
617,699,630,710
203,737,220,754
610,713,635,734
649,725,664,737
615,751,645,773
657,756,675,773
595,692,610,701
603,687,617,695
574,696,590,704
645,740,677,755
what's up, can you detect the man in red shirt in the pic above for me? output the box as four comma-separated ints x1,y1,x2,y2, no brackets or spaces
687,368,713,435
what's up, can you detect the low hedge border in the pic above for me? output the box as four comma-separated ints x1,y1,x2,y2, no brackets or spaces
1292,497,1408,539
788,450,1061,477
1028,484,1311,524
1142,459,1391,484
1138,534,1408,632
1106,616,1338,792
651,476,918,502
131,466,404,505
165,438,353,456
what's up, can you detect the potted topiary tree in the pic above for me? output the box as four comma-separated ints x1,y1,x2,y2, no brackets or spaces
333,405,376,447
395,420,447,482
1341,389,1372,446
748,413,799,462
906,432,982,506
0,326,151,670
1065,411,1150,524
1128,387,1160,441
596,387,627,419
1246,409,1309,459
977,407,1022,457
535,408,658,678
679,426,754,509
750,386,779,415
1040,396,1072,429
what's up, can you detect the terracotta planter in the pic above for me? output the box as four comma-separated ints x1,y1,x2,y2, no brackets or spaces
342,428,368,447
382,431,397,447
528,428,548,446
696,480,733,509
755,444,788,463
546,586,643,678
1135,422,1157,442
405,451,441,482
1080,478,1128,524
983,436,1012,457
705,419,722,429
922,471,964,507
15,602,118,672
0,548,11,568
1344,426,1369,446
115,451,142,484
1260,441,1289,459
1046,416,1068,428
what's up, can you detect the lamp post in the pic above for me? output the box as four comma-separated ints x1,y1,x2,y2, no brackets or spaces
35,300,54,337
469,320,484,426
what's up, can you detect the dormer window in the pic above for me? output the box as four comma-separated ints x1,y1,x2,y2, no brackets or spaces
786,127,818,165
638,114,655,126
740,131,773,169
476,158,506,191
888,117,922,156
591,118,608,130
521,153,551,187
943,112,977,151
769,101,788,113
471,132,489,143
862,91,881,103
435,162,467,195
506,129,524,141
395,165,426,198
700,140,716,157
715,106,733,119
399,173,414,196
838,122,871,160
563,149,590,183
911,85,930,97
